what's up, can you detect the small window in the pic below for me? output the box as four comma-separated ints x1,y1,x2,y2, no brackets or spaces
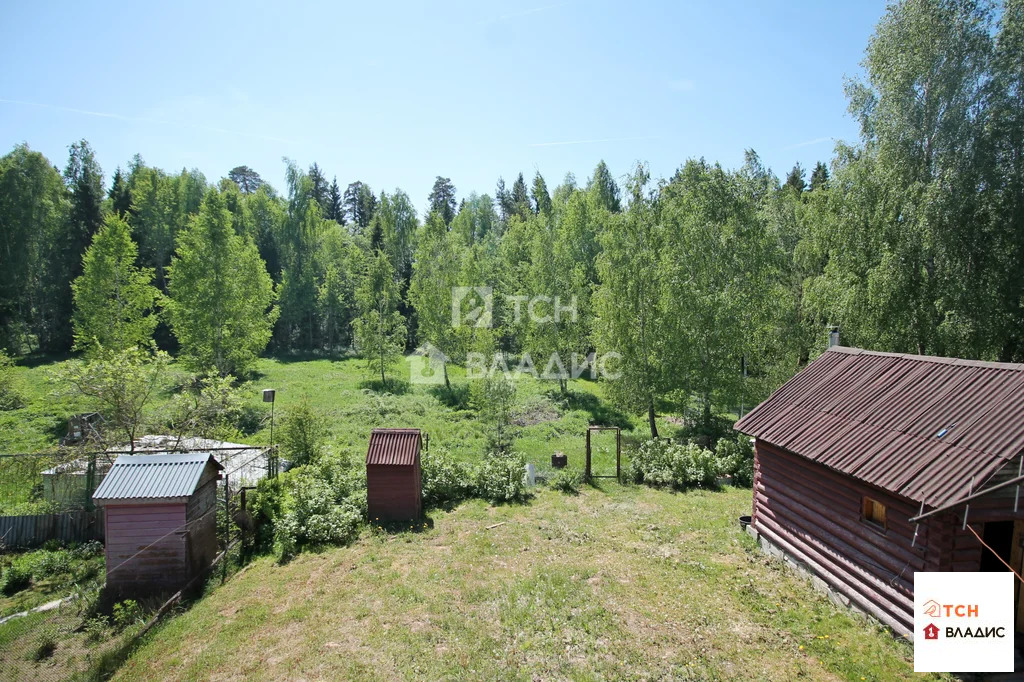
862,497,887,531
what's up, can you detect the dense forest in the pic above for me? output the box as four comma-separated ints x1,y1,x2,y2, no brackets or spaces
1,0,1022,438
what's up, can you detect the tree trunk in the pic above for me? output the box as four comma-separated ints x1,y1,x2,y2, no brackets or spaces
443,362,450,389
648,401,659,439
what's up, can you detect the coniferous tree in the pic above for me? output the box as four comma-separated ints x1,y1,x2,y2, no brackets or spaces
510,173,531,218
427,176,457,226
228,165,264,194
808,162,829,191
785,163,806,193
587,160,621,213
327,177,344,224
108,168,132,216
531,172,552,216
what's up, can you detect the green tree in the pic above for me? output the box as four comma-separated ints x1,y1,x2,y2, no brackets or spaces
53,347,171,451
228,165,264,194
326,177,344,224
166,190,278,376
531,172,552,216
317,263,346,351
353,250,406,385
808,161,829,191
427,176,457,226
0,144,67,352
72,214,161,354
409,212,460,386
594,165,668,437
587,160,621,212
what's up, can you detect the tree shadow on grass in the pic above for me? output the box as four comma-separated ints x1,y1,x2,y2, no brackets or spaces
549,389,633,430
358,378,410,395
428,383,471,410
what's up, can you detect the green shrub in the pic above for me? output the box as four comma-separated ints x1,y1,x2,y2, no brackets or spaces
1,562,31,595
421,446,476,508
716,437,754,487
629,439,721,489
112,599,142,630
30,548,72,579
548,468,582,495
280,399,329,467
476,451,528,503
274,471,362,556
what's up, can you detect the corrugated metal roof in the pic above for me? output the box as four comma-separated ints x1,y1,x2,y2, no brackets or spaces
92,453,222,502
735,346,1024,508
366,429,421,466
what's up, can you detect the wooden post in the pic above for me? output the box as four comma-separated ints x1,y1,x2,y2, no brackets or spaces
616,429,621,481
222,475,230,583
585,428,592,481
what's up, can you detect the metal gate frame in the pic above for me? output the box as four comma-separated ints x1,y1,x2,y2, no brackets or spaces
585,426,621,481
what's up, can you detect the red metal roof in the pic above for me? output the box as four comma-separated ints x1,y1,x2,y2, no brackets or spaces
366,428,421,466
735,347,1024,508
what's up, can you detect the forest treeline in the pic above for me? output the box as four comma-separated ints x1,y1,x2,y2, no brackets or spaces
0,0,1021,436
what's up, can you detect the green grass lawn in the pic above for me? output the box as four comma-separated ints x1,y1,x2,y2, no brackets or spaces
1,352,657,478
113,484,938,682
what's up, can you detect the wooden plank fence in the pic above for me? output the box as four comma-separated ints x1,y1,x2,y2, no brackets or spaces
0,510,104,549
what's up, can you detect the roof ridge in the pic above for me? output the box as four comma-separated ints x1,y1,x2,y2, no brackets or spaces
827,346,1024,372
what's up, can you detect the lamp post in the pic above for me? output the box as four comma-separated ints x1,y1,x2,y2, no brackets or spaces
263,389,277,476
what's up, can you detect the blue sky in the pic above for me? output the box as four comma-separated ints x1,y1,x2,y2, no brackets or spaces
0,1,886,214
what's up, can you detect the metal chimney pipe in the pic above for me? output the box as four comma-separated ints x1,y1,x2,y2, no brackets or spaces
828,326,840,349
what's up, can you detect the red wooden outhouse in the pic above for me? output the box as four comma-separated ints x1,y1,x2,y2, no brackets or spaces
366,428,422,522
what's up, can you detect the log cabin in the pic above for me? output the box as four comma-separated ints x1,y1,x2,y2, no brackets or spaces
735,346,1024,636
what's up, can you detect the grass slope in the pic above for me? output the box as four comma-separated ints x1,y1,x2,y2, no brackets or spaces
114,485,936,682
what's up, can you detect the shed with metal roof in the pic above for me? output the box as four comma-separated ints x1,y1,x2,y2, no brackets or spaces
93,453,222,595
736,346,1024,636
366,429,422,522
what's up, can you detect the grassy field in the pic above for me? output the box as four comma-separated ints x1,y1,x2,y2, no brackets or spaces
112,484,936,682
1,352,659,478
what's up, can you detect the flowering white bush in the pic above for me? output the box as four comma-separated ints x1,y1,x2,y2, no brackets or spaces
628,439,721,489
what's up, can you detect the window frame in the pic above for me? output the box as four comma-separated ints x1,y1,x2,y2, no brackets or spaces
861,496,887,532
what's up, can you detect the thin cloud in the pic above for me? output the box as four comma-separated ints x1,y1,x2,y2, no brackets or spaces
0,98,295,145
782,136,832,151
479,1,572,26
667,78,696,92
529,135,662,147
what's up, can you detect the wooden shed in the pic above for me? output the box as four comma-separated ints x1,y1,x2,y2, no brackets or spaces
366,428,422,522
736,346,1024,636
92,453,222,595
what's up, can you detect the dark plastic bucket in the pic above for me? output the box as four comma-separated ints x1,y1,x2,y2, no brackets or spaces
739,515,752,531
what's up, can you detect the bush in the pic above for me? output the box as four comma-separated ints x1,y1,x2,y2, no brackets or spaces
274,470,362,557
548,468,582,495
476,451,528,503
280,400,329,466
112,599,142,630
1,562,31,595
421,446,476,508
628,439,721,490
716,437,754,487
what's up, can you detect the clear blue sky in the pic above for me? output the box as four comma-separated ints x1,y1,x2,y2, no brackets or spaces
0,0,886,214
